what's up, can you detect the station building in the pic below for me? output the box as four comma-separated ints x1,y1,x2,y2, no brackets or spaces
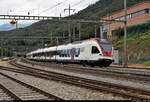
100,1,150,40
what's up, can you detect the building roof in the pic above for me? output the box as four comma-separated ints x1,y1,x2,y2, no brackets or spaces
101,1,150,19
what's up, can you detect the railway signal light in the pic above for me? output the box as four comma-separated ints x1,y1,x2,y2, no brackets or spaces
10,19,16,26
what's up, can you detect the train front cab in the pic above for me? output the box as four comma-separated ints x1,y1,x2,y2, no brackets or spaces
88,39,114,67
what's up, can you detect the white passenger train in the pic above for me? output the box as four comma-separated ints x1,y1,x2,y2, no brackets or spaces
26,38,114,67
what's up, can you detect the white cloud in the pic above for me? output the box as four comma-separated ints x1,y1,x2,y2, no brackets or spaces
0,0,99,26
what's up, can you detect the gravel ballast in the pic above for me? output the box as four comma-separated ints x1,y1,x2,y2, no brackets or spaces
0,69,127,100
18,61,150,91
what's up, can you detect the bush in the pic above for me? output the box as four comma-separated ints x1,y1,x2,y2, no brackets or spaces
142,60,150,66
113,22,150,37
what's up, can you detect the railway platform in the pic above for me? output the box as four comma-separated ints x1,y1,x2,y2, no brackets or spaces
111,64,150,69
0,60,8,67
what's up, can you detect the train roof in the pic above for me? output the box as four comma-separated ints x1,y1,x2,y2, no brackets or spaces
44,46,57,52
27,46,57,55
72,38,109,44
26,38,110,55
95,38,110,43
57,38,109,48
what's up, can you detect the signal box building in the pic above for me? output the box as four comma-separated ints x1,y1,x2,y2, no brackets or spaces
100,1,150,40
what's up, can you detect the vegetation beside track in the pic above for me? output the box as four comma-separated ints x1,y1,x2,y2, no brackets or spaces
142,60,150,66
113,22,150,65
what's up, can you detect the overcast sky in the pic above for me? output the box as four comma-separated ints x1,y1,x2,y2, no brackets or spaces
0,0,99,25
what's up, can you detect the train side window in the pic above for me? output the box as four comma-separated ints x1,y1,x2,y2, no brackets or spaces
75,48,80,57
64,50,67,57
66,50,68,57
45,52,48,57
66,50,69,57
57,50,61,57
68,49,71,57
49,52,52,57
62,50,64,57
92,46,100,54
60,50,63,57
51,51,55,56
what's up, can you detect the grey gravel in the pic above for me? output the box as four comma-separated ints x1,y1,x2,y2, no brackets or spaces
0,69,127,100
18,61,150,91
0,89,12,100
0,73,49,100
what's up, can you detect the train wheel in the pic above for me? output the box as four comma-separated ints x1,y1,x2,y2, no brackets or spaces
104,63,111,67
81,61,87,67
99,65,103,68
90,64,95,67
104,65,109,67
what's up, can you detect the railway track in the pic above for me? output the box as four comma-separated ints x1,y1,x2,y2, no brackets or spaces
0,86,15,100
0,71,63,100
22,58,150,70
20,58,150,84
21,58,150,75
6,59,150,100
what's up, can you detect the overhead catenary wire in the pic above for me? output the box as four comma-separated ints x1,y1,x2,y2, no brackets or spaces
60,0,98,17
5,0,100,28
72,0,86,8
59,0,86,17
38,0,68,15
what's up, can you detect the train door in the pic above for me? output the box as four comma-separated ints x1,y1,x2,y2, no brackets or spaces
91,46,100,60
71,48,75,61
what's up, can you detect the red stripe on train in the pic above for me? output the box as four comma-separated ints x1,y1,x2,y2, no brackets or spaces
102,52,112,57
93,40,112,57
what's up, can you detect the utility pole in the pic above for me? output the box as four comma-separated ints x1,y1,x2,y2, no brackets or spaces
123,0,128,67
108,12,111,40
101,23,104,39
73,24,76,41
79,23,81,41
42,39,44,48
15,20,18,29
63,32,65,39
64,4,75,43
24,38,26,55
25,28,28,54
56,37,59,45
59,13,62,20
50,32,53,42
0,38,3,58
95,25,97,38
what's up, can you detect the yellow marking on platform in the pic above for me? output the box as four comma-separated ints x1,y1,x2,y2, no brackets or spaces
35,70,46,74
0,60,8,67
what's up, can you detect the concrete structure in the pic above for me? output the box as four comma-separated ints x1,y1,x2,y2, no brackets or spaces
100,1,150,40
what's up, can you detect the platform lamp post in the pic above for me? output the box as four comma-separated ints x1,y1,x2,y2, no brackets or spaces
123,0,128,67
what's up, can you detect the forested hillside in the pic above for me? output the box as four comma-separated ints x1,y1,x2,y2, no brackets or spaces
0,0,147,39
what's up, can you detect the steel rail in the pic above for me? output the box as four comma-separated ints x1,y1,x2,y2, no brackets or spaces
21,58,150,82
22,58,150,71
8,59,150,100
0,71,63,100
0,83,21,100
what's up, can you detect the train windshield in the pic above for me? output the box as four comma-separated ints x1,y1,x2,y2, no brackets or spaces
96,39,112,53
